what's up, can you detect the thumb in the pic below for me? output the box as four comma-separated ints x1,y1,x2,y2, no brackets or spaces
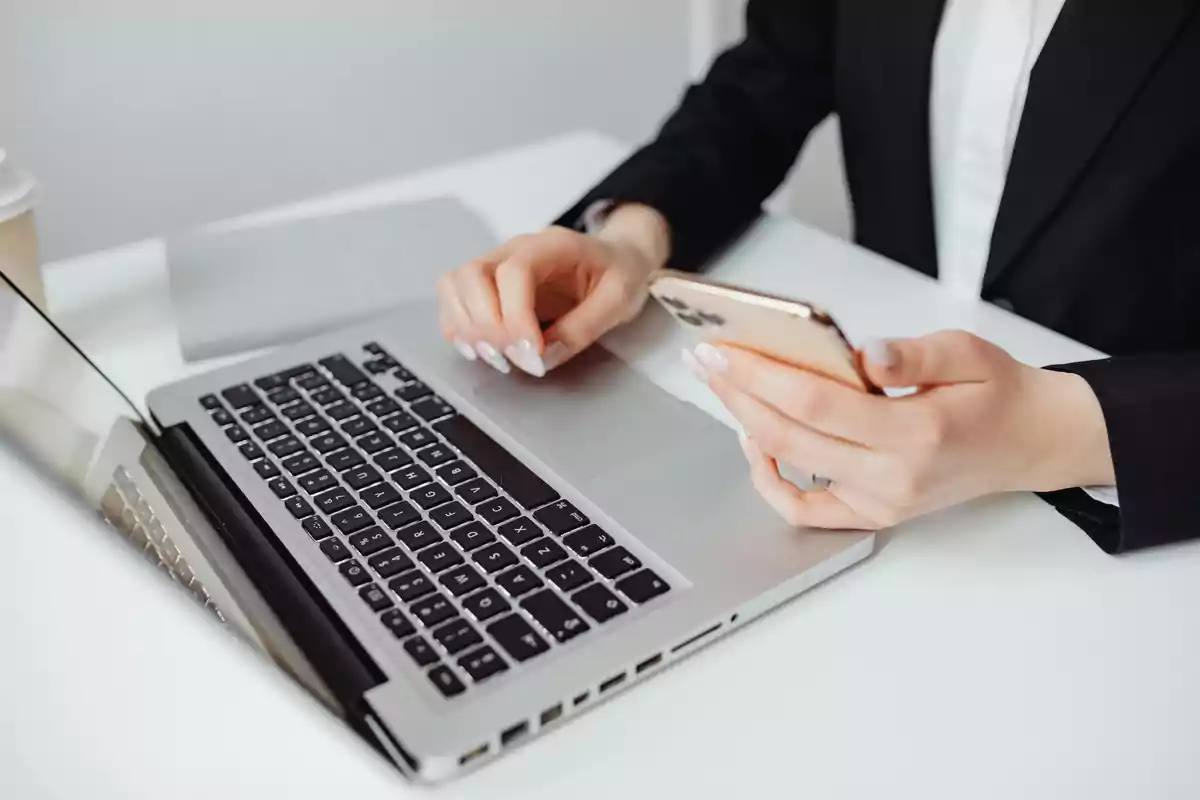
860,331,1001,388
541,279,630,368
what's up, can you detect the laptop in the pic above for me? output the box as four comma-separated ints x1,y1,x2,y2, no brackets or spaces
0,266,874,782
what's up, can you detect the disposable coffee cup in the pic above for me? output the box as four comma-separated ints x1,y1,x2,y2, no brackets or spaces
0,149,44,311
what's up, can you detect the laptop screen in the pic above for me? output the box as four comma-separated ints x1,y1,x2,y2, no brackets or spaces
0,269,145,500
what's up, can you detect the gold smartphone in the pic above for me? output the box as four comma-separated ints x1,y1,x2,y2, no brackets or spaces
649,269,878,393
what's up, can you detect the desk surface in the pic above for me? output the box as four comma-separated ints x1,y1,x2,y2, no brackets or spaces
22,132,1200,798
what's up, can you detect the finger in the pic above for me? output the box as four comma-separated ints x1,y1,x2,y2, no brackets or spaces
741,437,878,530
860,331,1004,388
434,273,479,359
695,343,902,447
542,275,627,363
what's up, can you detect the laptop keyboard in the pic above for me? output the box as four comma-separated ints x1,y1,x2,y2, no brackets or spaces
198,342,671,698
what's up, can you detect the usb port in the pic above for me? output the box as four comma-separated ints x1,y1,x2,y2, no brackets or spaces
540,704,564,727
573,691,590,707
599,672,626,693
500,721,529,747
636,654,663,674
459,743,489,766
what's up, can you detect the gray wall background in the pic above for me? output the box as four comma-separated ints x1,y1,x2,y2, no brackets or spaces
0,0,850,261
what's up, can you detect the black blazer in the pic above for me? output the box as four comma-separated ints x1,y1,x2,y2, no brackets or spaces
556,0,1200,554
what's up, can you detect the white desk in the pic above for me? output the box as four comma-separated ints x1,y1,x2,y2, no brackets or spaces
29,132,1200,798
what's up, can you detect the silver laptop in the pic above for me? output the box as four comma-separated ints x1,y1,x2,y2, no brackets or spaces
0,268,873,782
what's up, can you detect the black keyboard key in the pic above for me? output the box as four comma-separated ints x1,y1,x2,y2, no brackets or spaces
498,517,541,547
311,387,345,406
455,478,497,505
378,502,422,532
462,588,510,622
368,548,413,579
340,416,377,438
359,583,394,611
348,526,394,556
436,460,476,486
222,384,259,409
225,425,249,443
394,520,440,550
458,646,508,683
298,469,338,495
281,451,320,475
320,537,352,563
254,459,281,479
404,636,438,666
391,465,431,491
267,477,296,499
267,436,304,458
240,404,274,425
417,445,455,468
344,465,382,490
572,583,628,623
392,366,414,382
280,401,315,421
319,355,368,387
487,614,550,662
545,559,591,592
364,359,391,375
439,564,486,596
533,500,589,535
433,618,483,655
477,496,516,527
237,441,264,461
380,608,416,639
296,372,328,391
429,501,472,530
390,570,436,602
252,420,288,441
411,483,451,510
254,373,287,392
284,496,314,519
351,383,384,402
313,488,354,515
331,505,373,534
338,559,371,587
326,402,357,421
419,542,464,573
562,525,615,558
411,396,454,421
428,665,466,698
361,483,402,510
310,432,347,453
521,589,590,644
382,413,418,435
522,538,566,569
373,448,412,472
325,448,365,472
495,565,543,598
473,542,518,574
356,431,392,454
302,516,333,541
590,546,642,580
211,408,234,426
364,342,385,355
397,427,436,451
395,381,432,402
616,569,671,604
268,387,300,406
411,592,456,627
366,398,402,418
433,416,557,510
200,393,222,410
449,522,494,552
294,416,331,437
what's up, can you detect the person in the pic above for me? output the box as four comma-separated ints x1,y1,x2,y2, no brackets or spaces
435,0,1200,555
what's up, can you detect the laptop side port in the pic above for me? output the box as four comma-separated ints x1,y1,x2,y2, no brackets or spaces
573,691,590,707
459,743,490,766
636,653,663,674
540,703,564,727
599,672,627,693
671,622,722,654
500,721,530,747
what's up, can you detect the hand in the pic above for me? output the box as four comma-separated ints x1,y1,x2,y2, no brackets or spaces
685,331,1114,530
435,204,670,376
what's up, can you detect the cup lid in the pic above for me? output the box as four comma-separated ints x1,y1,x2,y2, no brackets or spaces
0,149,39,224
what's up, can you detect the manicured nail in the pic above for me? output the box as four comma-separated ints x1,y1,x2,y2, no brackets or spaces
863,338,896,368
681,348,707,380
693,342,728,374
475,342,511,374
541,341,569,372
453,339,478,362
504,340,546,378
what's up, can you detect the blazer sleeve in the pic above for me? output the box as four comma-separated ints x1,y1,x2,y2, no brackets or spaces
1040,354,1200,553
553,0,838,271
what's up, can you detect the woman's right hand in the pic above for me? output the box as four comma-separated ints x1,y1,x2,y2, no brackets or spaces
435,203,671,376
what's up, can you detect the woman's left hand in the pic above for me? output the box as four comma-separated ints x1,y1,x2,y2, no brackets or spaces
686,331,1115,530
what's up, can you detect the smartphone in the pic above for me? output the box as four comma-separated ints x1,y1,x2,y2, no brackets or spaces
648,269,878,393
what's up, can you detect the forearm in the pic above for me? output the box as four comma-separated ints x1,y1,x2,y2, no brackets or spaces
1028,368,1116,491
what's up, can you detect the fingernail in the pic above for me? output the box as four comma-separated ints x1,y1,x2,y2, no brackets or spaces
504,340,546,378
680,348,707,380
863,338,896,368
693,342,728,374
453,339,478,362
542,341,569,372
475,342,511,374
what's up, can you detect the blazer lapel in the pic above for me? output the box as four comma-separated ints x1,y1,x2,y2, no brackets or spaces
984,0,1200,288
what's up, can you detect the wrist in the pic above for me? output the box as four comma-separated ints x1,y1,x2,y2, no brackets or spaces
1026,368,1115,491
593,203,671,276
